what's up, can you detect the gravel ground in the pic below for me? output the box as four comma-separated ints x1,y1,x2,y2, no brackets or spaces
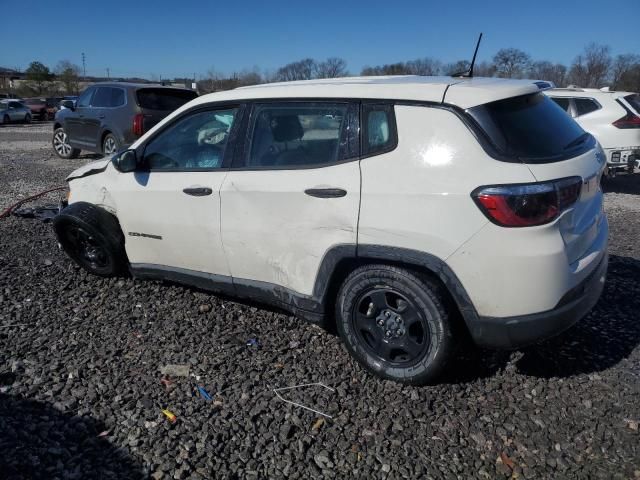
0,123,639,479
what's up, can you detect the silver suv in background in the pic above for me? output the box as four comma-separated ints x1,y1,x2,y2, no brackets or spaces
52,83,198,158
545,88,640,175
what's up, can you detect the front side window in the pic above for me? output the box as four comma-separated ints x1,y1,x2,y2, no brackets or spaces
77,88,94,108
574,98,600,117
246,103,354,168
143,108,238,171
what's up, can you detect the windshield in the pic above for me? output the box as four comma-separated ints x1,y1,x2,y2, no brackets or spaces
468,93,594,163
136,88,198,111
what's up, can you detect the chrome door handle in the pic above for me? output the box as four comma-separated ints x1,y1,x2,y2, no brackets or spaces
304,188,347,198
183,187,213,196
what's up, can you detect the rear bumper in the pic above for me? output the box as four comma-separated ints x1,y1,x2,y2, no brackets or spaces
470,253,608,349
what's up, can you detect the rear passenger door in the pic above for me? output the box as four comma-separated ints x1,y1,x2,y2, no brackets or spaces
220,101,360,298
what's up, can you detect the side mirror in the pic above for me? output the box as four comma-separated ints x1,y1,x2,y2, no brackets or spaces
62,100,75,111
112,149,137,172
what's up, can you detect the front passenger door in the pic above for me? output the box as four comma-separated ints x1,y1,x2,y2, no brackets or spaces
66,87,94,147
110,105,242,276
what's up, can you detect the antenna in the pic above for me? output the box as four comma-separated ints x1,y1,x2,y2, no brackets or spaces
452,33,483,78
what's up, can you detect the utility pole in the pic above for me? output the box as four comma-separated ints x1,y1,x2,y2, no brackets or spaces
81,53,86,81
106,68,110,79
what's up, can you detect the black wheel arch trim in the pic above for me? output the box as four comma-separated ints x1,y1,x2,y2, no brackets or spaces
312,244,480,329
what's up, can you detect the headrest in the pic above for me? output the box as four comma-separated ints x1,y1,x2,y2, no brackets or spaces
270,115,304,142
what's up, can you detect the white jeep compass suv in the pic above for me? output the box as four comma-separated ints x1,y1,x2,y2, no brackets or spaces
53,76,608,385
544,88,640,175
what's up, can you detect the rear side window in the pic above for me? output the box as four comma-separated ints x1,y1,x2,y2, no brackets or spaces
574,98,600,117
363,103,397,156
550,97,570,112
245,103,357,168
468,93,593,163
136,88,197,111
111,88,125,107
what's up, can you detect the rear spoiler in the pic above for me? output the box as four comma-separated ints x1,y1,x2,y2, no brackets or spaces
534,81,555,91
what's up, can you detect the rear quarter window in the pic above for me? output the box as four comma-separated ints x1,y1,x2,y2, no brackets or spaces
467,93,594,163
624,94,640,114
136,88,198,111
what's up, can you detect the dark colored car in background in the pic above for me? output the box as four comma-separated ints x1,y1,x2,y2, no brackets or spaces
52,83,198,159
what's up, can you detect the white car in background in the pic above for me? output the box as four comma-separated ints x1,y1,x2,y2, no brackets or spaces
545,88,640,176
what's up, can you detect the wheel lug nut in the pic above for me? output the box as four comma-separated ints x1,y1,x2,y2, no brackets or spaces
385,330,391,337
396,329,402,336
377,319,384,326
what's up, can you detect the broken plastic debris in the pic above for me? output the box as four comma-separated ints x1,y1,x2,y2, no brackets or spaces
97,430,110,437
161,409,177,423
273,382,335,419
246,338,259,348
159,364,190,377
197,386,212,401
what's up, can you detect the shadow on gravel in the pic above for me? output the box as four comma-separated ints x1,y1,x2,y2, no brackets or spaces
516,254,640,378
440,254,640,383
0,393,145,480
602,172,640,195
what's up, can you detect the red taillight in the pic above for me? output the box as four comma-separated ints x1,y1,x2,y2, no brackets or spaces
612,112,640,129
132,113,144,136
472,177,582,227
613,100,640,129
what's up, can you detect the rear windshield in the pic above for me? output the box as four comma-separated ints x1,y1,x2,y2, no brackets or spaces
624,94,640,114
468,93,594,163
136,88,197,111
24,99,42,105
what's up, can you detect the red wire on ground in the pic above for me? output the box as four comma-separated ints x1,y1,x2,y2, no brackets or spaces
0,186,67,220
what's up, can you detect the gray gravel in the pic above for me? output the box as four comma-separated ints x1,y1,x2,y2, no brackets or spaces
1,122,639,479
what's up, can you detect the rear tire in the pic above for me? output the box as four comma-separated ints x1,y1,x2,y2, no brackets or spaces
102,133,119,156
2,114,9,125
53,202,128,277
24,114,31,124
335,264,455,385
52,127,80,159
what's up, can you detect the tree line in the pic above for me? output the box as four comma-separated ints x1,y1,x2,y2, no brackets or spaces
12,43,640,98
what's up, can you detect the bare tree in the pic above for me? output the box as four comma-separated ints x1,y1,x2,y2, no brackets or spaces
55,60,81,95
567,43,611,88
473,61,497,77
611,54,640,90
493,48,531,78
405,58,442,76
276,58,316,81
315,57,348,78
444,60,470,76
528,61,568,87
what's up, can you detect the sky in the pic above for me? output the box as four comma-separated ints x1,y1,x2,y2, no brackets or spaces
1,0,638,79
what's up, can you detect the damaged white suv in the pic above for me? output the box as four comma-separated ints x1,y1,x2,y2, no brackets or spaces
54,76,608,384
